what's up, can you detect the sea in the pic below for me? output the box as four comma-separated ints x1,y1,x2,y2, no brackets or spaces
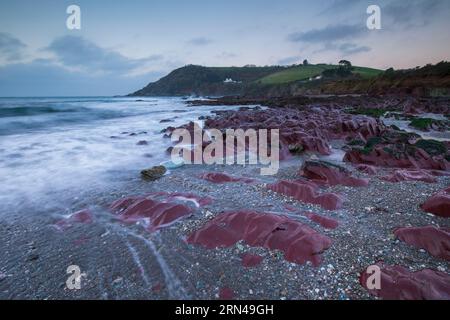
0,96,240,216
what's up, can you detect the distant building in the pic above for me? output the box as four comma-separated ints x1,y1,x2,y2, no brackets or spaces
223,78,242,84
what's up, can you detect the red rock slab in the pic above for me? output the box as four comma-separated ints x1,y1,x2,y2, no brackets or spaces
304,212,339,230
421,187,450,218
149,192,213,207
300,161,369,187
360,262,450,300
381,169,437,183
109,197,193,232
53,209,93,231
283,205,339,230
354,164,378,175
267,180,344,211
344,148,449,171
187,210,332,266
241,253,264,268
199,172,254,184
430,170,450,177
394,226,450,260
219,287,235,300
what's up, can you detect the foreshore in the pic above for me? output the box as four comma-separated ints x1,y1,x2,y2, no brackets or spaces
0,94,449,300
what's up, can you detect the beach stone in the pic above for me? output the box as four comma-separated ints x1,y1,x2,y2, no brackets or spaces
141,165,166,181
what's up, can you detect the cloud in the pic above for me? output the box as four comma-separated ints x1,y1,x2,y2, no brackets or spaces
288,24,366,43
383,0,448,28
277,56,301,65
187,37,213,46
216,51,237,59
288,24,370,57
46,35,162,75
337,43,371,56
0,59,164,96
321,0,449,28
0,33,27,61
320,0,363,15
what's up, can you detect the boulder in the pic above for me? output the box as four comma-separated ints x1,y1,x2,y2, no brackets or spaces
141,165,167,181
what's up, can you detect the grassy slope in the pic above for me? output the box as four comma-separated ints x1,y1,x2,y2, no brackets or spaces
257,65,383,85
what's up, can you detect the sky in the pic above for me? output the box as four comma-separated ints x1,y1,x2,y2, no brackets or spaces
0,0,449,96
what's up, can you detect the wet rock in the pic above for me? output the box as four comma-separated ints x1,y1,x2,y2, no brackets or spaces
219,287,235,300
360,262,450,300
300,160,369,187
136,140,149,146
344,133,449,170
303,212,339,230
53,209,93,231
199,172,254,184
381,169,437,183
354,164,377,175
394,226,450,260
267,180,344,210
27,253,39,262
241,253,264,268
141,166,167,181
148,191,213,207
421,187,450,218
187,210,332,266
109,196,193,232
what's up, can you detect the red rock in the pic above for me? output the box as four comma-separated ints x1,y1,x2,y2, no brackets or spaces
381,169,437,183
344,143,448,171
219,287,235,300
53,209,93,231
241,253,264,268
360,262,450,300
354,164,377,175
394,226,450,260
152,283,162,293
110,196,193,232
149,192,213,207
421,187,450,218
304,212,339,230
267,180,344,210
187,210,332,266
199,172,254,184
300,161,369,187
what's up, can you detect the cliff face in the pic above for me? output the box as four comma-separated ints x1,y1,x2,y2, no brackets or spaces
129,65,285,96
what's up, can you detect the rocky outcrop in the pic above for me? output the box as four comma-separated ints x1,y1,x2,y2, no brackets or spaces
344,132,449,170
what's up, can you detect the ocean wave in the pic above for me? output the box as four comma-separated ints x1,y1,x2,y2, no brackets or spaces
0,106,87,118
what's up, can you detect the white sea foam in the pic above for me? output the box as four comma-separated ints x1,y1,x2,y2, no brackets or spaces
0,97,245,215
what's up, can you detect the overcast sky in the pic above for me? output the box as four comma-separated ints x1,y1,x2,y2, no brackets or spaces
1,0,449,96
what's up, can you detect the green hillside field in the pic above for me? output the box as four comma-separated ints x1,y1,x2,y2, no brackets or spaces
257,65,383,85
